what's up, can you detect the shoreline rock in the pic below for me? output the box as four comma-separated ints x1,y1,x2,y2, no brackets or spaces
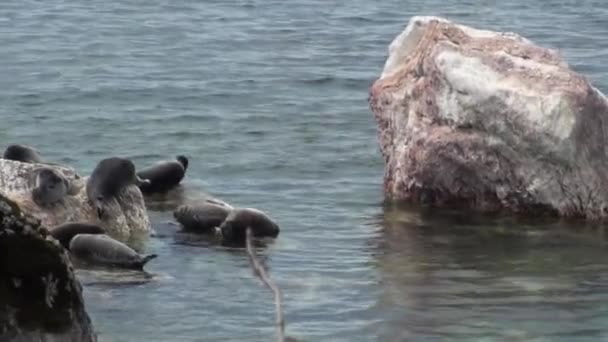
0,159,150,241
369,16,608,220
0,193,97,342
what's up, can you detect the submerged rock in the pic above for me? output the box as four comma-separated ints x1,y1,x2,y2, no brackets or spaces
369,16,608,220
0,194,96,341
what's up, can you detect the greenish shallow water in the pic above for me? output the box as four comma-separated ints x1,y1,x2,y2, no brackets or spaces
1,0,608,341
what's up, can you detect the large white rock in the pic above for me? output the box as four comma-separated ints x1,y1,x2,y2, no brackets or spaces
369,16,608,219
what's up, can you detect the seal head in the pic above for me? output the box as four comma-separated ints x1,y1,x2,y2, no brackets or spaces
30,167,71,207
86,157,150,218
3,144,43,163
219,208,280,245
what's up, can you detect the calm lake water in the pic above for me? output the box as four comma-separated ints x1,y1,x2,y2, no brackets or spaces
2,0,608,341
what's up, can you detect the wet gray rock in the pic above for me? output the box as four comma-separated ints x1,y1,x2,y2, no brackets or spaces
0,194,97,342
369,16,608,220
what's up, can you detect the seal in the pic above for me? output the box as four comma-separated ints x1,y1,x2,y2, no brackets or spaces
3,144,43,163
69,233,157,270
86,157,150,219
137,155,189,194
50,222,106,249
29,167,75,207
218,207,280,245
173,199,233,234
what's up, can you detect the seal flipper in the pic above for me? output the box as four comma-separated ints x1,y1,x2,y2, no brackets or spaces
134,175,151,187
132,254,157,270
93,196,106,219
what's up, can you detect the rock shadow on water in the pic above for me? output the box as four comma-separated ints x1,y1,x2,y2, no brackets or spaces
73,262,163,288
365,201,608,340
141,184,231,214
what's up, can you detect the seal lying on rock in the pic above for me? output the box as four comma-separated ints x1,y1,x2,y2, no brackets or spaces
86,157,150,219
67,232,157,270
137,155,189,194
30,167,81,207
50,222,156,270
50,222,106,249
3,144,43,163
173,199,233,234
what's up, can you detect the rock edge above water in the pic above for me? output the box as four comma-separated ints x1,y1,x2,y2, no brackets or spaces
369,16,608,220
0,193,96,342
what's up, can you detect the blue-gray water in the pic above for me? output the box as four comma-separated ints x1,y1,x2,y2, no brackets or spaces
2,0,608,341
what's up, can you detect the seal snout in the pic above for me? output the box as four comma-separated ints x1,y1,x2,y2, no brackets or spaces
176,155,189,170
135,175,151,186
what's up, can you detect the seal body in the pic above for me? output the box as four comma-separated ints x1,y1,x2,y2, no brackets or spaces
174,200,232,234
50,222,106,249
69,233,157,270
137,155,189,194
3,144,43,163
30,167,71,207
86,157,150,218
219,208,280,244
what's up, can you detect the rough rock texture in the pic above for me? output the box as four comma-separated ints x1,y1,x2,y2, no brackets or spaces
369,16,608,219
0,159,150,240
0,193,97,342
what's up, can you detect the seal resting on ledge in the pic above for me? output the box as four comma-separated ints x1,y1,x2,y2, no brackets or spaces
0,158,151,241
368,16,608,220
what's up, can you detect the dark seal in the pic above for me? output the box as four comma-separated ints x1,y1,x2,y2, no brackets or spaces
137,155,189,194
173,200,232,234
86,157,150,218
50,222,106,249
69,233,157,270
219,207,280,245
3,144,43,163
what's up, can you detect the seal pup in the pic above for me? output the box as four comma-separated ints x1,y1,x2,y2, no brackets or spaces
218,207,280,245
3,144,43,163
29,167,75,207
173,199,233,234
86,157,150,218
137,155,189,194
69,233,157,270
50,222,106,249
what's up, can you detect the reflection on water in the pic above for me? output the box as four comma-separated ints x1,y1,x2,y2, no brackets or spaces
371,204,608,341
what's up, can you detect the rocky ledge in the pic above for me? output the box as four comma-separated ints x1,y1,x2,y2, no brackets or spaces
0,194,96,342
369,16,608,220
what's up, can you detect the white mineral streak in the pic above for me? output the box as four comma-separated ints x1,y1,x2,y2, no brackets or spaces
369,16,608,220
